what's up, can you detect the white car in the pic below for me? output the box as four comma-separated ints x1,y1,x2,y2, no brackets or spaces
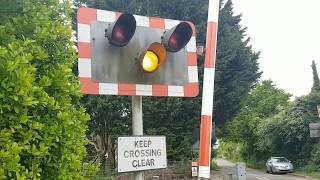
266,157,293,174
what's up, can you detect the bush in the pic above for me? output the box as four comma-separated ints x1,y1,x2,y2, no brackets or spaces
0,0,97,179
299,164,319,172
245,158,265,169
218,140,243,162
211,159,219,170
310,143,320,167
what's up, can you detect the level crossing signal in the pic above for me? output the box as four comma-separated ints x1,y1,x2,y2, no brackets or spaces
77,8,199,96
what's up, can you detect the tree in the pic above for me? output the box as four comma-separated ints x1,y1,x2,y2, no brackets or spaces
225,62,320,169
257,95,319,165
81,96,131,172
311,60,320,93
255,111,287,157
228,80,291,161
245,80,291,118
255,62,320,168
276,96,317,162
143,97,201,161
214,0,261,126
0,0,96,179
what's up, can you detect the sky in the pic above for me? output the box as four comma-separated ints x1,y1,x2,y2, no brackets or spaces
231,0,320,97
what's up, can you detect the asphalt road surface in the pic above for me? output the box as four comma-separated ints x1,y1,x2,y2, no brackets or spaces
216,158,315,180
246,168,311,180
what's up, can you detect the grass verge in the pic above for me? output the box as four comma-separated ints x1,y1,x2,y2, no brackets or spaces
294,171,320,179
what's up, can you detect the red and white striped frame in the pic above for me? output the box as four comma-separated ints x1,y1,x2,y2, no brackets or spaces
198,0,220,178
77,8,198,97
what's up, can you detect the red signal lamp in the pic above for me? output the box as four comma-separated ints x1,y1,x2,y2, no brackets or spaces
106,13,136,47
112,25,126,43
162,22,193,52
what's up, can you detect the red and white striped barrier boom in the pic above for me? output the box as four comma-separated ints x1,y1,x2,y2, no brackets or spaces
198,0,220,178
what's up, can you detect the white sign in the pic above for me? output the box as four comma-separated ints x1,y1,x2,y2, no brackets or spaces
309,123,320,138
192,167,198,177
192,161,198,177
117,136,167,172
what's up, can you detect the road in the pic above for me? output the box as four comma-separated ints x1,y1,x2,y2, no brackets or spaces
246,167,310,180
216,158,316,180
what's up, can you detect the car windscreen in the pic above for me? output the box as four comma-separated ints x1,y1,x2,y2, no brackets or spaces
272,157,289,162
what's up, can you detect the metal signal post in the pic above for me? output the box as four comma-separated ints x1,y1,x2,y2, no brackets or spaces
132,96,144,180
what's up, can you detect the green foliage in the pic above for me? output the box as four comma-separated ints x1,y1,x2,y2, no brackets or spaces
295,170,320,180
311,60,320,93
218,140,243,162
218,141,265,169
255,111,287,155
310,144,320,167
214,0,261,125
211,159,219,170
247,80,291,118
227,80,291,162
81,96,131,173
298,164,320,173
256,94,319,165
143,97,201,161
275,96,316,162
0,0,97,179
226,70,320,172
0,0,23,22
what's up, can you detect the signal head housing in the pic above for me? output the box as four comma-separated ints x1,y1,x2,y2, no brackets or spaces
162,22,193,52
77,8,199,97
106,13,136,47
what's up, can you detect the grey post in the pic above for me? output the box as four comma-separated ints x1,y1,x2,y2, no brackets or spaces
132,96,144,180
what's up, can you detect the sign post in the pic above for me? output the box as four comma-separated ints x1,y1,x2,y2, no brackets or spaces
132,96,144,180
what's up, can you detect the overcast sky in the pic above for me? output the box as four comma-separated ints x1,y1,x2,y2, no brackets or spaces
231,0,320,97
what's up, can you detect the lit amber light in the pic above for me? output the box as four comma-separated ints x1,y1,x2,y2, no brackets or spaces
142,51,159,72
